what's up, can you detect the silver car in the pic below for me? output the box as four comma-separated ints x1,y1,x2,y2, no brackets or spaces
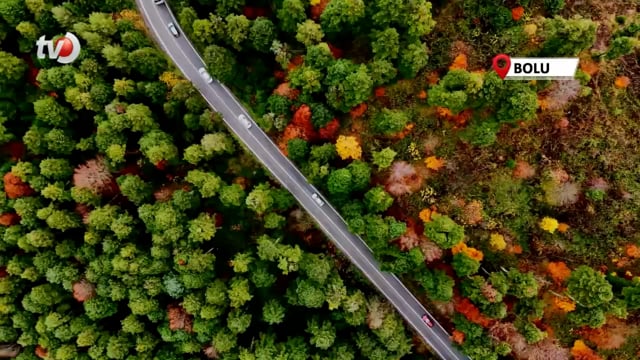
198,67,213,84
238,114,252,129
311,193,325,206
154,0,164,4
167,22,179,37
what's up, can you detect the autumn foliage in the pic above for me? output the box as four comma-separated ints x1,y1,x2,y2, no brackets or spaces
280,105,317,154
3,172,35,199
385,161,424,197
335,135,362,160
168,304,193,333
547,261,571,283
73,157,118,196
425,156,445,171
72,279,97,302
0,213,20,226
511,6,525,21
451,330,465,344
454,297,493,328
449,54,468,70
625,244,640,258
571,340,603,360
317,118,340,141
614,76,631,89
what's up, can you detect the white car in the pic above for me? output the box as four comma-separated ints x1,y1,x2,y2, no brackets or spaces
238,114,252,129
311,193,325,206
153,0,164,5
198,67,213,84
167,22,179,37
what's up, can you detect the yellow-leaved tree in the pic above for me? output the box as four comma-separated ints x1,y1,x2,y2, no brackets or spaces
335,135,362,160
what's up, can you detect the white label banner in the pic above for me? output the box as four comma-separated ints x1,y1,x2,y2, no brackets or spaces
505,58,579,80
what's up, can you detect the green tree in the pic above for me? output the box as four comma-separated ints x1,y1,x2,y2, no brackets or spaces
204,44,237,84
289,66,324,94
296,20,323,46
185,170,223,198
427,69,483,114
227,277,253,308
371,147,396,169
363,186,393,213
249,18,276,53
567,265,613,308
216,0,245,18
452,253,480,277
371,28,400,60
138,130,179,165
287,138,309,164
423,214,465,249
0,0,27,27
306,318,336,350
320,0,365,34
125,104,157,133
372,108,409,135
39,158,73,180
306,42,334,70
33,97,75,127
277,0,306,33
398,42,428,79
541,16,597,56
507,269,539,298
326,62,373,112
246,183,274,215
368,60,397,87
128,47,167,79
219,184,246,207
225,14,250,50
327,168,353,196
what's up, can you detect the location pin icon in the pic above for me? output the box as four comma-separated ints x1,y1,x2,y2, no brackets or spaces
492,54,511,80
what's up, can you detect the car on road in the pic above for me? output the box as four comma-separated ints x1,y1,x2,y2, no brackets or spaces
311,193,325,206
167,22,179,37
238,114,252,129
421,314,434,327
153,0,164,5
198,67,213,84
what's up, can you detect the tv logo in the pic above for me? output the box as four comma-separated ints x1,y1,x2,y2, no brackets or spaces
36,32,81,64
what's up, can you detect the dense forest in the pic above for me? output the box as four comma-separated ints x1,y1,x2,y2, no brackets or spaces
0,0,639,359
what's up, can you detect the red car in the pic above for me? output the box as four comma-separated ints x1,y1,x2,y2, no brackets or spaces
421,314,434,327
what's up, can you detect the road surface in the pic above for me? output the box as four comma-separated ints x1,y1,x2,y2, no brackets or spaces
135,2,469,359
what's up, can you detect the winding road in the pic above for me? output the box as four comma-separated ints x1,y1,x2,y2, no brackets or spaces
135,1,469,359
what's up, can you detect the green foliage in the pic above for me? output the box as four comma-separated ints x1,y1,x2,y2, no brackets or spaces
327,168,353,197
363,186,394,213
428,70,483,114
277,0,306,33
117,175,152,205
371,147,396,169
452,253,480,277
371,28,400,60
506,268,539,298
398,42,428,79
567,265,613,308
0,50,27,85
249,18,276,53
423,214,465,249
325,60,373,112
204,44,237,84
138,130,179,165
541,16,597,56
320,0,365,34
372,108,409,135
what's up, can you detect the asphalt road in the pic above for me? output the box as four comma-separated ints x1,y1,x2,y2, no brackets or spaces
136,2,470,359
